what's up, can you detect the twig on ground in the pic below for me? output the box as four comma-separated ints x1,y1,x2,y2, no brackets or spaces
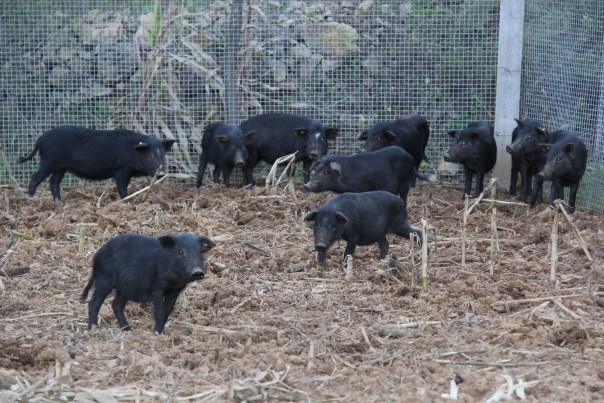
117,174,169,202
555,200,604,285
242,242,271,257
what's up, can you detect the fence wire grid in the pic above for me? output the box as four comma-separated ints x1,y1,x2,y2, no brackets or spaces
0,1,602,212
521,0,604,212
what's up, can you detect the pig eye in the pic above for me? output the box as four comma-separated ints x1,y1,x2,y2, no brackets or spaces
556,156,562,162
323,170,329,175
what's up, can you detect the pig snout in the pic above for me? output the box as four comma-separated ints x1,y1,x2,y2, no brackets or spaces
505,145,513,154
304,181,319,192
234,151,246,167
308,152,319,160
314,243,327,252
190,267,205,281
443,152,452,162
536,172,546,180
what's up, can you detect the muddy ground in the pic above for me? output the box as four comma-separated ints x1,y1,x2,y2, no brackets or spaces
0,178,603,402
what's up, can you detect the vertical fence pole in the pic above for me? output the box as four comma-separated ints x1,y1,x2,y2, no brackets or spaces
224,0,244,124
493,0,526,187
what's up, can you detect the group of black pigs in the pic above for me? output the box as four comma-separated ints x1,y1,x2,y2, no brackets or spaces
17,113,588,334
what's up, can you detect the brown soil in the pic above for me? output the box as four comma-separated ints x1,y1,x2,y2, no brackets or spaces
1,180,603,402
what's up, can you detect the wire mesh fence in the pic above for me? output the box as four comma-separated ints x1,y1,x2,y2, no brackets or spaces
520,0,604,212
0,1,601,211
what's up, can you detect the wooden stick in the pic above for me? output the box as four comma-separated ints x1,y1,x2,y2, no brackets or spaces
550,205,560,289
466,178,498,215
139,165,163,202
421,219,429,292
491,292,604,307
410,234,416,288
344,255,353,281
0,146,25,194
462,196,469,268
377,320,442,335
480,198,528,207
555,200,604,285
434,359,589,367
118,174,169,202
265,152,297,192
551,298,585,321
490,208,498,276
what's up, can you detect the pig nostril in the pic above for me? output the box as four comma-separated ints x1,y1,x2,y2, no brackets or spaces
309,153,319,159
315,244,327,252
505,146,512,154
235,162,244,168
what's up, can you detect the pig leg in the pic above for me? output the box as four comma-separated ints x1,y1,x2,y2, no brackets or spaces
534,176,544,204
196,152,209,188
343,242,357,259
243,151,259,187
377,238,389,260
212,167,221,184
567,183,579,214
161,287,185,325
463,166,473,199
529,176,543,207
48,170,66,203
474,171,485,198
111,293,132,331
549,181,564,209
398,180,411,204
152,292,167,334
86,279,113,330
114,170,131,199
510,164,519,196
519,166,529,202
26,166,53,198
302,160,313,183
223,166,234,187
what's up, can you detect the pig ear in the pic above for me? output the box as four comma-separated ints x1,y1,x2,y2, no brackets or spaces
244,131,255,143
335,212,349,225
539,143,551,153
563,143,575,154
294,128,308,137
329,161,342,176
326,128,339,139
447,130,457,138
470,131,480,140
198,236,216,252
216,135,230,144
514,118,524,127
135,142,149,151
358,131,368,141
158,235,177,250
304,211,318,222
383,129,396,141
163,139,176,151
537,127,548,139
